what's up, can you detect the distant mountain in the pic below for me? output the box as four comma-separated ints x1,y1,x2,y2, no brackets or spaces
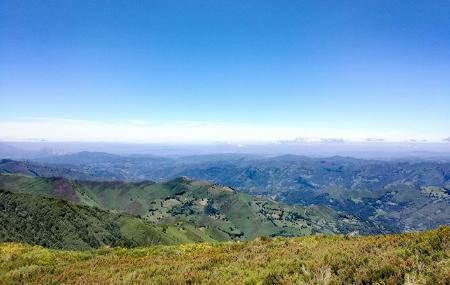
0,159,94,180
26,153,450,232
37,151,133,164
0,143,55,160
0,143,26,159
35,152,177,180
0,189,218,250
0,173,377,242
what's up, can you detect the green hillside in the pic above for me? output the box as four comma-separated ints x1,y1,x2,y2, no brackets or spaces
0,190,218,250
0,173,377,243
0,226,448,285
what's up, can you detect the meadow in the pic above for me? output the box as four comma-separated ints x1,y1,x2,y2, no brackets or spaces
0,226,448,285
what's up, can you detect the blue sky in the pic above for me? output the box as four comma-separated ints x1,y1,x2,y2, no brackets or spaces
1,1,449,142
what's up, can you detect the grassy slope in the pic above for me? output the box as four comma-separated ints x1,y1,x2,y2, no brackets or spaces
0,227,448,285
0,174,375,241
0,190,218,250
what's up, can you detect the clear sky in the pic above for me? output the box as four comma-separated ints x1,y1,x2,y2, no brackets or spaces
1,1,449,142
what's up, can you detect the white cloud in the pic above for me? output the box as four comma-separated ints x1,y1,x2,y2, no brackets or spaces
0,118,445,143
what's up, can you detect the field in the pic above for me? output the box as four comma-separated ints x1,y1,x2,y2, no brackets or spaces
0,226,448,285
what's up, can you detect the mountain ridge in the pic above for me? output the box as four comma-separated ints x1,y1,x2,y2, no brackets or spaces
0,172,380,244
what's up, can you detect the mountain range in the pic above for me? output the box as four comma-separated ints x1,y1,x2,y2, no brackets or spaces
0,168,375,249
2,152,449,233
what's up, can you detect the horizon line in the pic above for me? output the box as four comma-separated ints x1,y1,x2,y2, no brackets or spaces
0,118,448,144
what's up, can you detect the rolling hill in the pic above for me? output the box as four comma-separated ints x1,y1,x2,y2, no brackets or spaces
0,173,378,246
5,154,449,232
170,156,450,232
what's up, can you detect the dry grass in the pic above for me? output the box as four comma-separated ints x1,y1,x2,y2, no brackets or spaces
0,226,449,285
